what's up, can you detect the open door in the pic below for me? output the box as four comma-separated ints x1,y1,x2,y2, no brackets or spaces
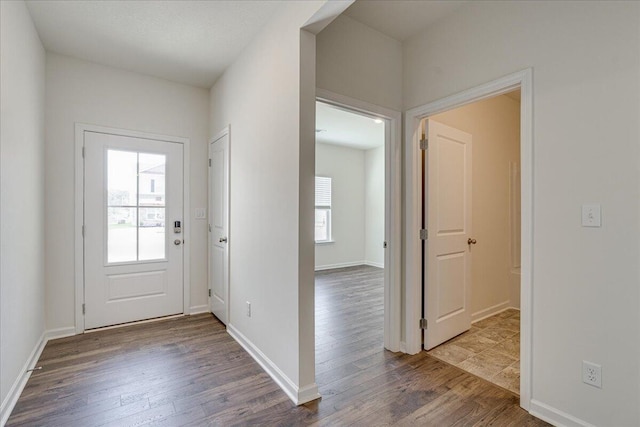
423,119,473,350
209,130,229,324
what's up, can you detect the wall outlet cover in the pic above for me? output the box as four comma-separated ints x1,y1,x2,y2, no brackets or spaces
582,360,602,388
581,204,601,227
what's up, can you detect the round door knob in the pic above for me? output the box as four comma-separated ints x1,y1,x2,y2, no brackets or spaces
219,237,228,243
467,238,477,245
174,239,182,245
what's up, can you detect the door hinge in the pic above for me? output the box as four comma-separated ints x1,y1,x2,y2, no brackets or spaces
420,229,428,240
208,289,212,297
208,158,211,167
208,224,212,232
82,146,85,158
82,303,86,315
82,225,85,237
420,318,428,329
383,241,388,248
419,138,428,150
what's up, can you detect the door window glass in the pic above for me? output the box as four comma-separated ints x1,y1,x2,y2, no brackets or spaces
107,150,166,263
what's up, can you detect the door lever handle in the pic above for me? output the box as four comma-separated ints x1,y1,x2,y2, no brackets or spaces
219,237,228,243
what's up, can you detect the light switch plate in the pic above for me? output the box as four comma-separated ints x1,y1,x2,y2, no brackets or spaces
581,204,601,227
194,208,206,219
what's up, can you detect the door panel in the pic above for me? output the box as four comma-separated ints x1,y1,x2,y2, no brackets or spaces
424,120,472,350
84,131,183,329
209,132,229,324
435,252,466,318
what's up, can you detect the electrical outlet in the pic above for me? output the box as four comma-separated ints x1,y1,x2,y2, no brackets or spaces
246,301,251,317
582,361,602,388
581,204,601,227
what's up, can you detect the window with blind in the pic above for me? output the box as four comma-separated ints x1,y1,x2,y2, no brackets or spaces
315,176,332,243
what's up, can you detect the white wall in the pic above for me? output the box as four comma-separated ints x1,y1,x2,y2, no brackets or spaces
404,2,640,425
364,146,384,268
208,1,330,400
431,95,520,318
315,143,365,269
45,53,210,331
0,0,46,417
316,14,403,112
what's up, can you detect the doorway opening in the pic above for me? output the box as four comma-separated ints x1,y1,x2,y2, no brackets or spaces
313,92,402,388
422,90,522,395
314,100,386,376
404,69,532,408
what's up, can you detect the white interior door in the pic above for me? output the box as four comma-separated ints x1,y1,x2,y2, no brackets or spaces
84,131,184,329
423,119,473,350
209,131,229,324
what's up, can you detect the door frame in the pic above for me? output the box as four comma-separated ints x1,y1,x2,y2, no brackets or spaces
404,69,533,408
208,126,231,323
315,89,402,352
74,123,191,334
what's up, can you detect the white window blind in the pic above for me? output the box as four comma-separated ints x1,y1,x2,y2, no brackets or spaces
315,176,332,208
315,176,332,242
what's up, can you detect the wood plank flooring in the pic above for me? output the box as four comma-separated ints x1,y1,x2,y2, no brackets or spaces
8,265,547,426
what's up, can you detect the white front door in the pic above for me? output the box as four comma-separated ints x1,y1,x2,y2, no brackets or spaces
84,131,184,329
209,131,229,324
423,119,473,350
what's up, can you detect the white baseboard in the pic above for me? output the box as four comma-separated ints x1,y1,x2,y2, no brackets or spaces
227,324,320,405
471,301,513,323
1,332,47,427
530,399,594,427
189,305,209,315
45,327,76,341
364,261,384,269
314,261,365,271
297,383,321,405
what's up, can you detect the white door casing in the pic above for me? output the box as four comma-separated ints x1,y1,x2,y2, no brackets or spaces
423,120,473,350
209,128,229,324
84,131,184,329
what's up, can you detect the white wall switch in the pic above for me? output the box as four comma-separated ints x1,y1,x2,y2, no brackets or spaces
581,204,601,227
194,208,206,219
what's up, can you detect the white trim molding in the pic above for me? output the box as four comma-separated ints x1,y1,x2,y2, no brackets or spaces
189,305,210,315
1,334,46,426
227,325,320,405
316,88,402,353
314,261,366,271
74,123,191,334
530,400,595,427
45,327,76,341
364,261,384,269
471,301,512,323
403,69,534,410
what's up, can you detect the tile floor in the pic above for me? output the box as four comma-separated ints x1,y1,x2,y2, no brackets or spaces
427,308,521,394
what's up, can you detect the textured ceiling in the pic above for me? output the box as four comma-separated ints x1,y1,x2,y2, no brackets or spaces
26,0,286,88
316,102,384,150
344,0,471,41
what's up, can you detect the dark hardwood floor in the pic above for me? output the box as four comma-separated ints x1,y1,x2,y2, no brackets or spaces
7,265,547,426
